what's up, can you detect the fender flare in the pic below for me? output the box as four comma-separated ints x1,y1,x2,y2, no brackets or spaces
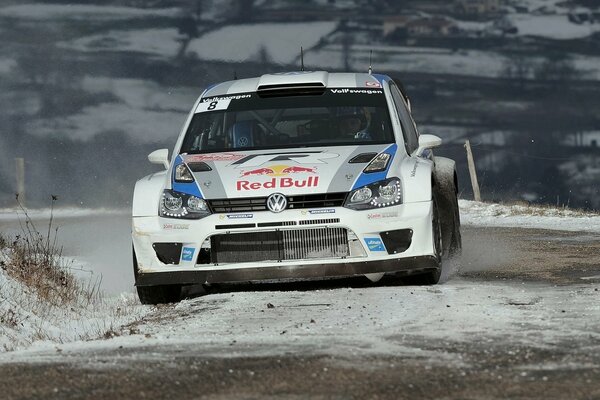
132,171,167,217
399,157,434,203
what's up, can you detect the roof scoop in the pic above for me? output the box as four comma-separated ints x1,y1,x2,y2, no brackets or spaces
257,71,328,98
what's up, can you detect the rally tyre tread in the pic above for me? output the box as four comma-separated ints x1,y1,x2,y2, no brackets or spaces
433,158,462,258
137,285,182,305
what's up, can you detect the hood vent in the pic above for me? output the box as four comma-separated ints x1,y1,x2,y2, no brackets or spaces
188,162,212,172
349,153,378,164
257,82,325,98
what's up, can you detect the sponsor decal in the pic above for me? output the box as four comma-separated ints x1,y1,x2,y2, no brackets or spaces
163,223,190,230
232,152,338,168
309,209,336,215
200,94,252,103
240,164,317,177
195,98,231,113
330,88,383,95
237,176,319,191
226,213,253,219
367,211,398,220
238,136,249,147
410,160,419,177
181,247,195,262
364,237,386,252
365,81,382,88
185,153,245,162
237,164,320,191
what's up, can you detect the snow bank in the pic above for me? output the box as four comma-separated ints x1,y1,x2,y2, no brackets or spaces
460,200,600,233
0,266,148,352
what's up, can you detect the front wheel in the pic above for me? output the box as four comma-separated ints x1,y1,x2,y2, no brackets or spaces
137,285,181,305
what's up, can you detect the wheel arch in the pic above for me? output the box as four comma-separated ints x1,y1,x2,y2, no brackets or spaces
132,171,167,217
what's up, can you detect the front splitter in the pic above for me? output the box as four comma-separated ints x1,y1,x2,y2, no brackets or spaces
135,256,439,286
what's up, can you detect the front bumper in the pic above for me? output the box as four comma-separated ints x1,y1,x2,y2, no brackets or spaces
132,200,436,286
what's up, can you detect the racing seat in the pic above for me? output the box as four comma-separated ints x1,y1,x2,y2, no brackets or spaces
231,120,258,148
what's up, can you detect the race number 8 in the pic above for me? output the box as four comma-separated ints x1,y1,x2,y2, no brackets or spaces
195,98,232,113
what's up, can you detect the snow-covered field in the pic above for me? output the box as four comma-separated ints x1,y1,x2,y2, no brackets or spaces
25,77,196,142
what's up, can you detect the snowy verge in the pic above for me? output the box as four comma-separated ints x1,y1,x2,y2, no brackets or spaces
460,200,600,233
0,267,148,352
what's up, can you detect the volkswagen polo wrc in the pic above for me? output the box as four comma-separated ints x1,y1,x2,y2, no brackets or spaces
132,71,461,304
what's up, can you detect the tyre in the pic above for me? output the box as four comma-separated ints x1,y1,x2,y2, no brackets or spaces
433,158,462,258
132,245,181,305
137,285,181,305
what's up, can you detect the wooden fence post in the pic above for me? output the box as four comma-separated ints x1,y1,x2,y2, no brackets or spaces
15,157,25,207
464,140,481,202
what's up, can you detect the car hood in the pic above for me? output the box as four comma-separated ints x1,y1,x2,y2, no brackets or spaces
180,145,395,199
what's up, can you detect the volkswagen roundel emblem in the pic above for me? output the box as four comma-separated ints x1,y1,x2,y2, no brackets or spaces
266,193,287,213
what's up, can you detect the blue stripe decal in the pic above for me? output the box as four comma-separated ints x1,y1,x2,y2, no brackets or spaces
351,144,397,190
372,74,391,85
172,155,204,198
204,82,218,91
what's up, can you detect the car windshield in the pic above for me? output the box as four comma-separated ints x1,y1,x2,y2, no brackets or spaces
180,88,394,153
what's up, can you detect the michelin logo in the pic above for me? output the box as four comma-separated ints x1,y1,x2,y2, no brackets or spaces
309,209,335,215
364,237,386,252
227,214,253,219
181,247,195,262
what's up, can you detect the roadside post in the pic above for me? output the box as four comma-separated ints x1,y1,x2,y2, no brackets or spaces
464,140,481,202
16,157,25,207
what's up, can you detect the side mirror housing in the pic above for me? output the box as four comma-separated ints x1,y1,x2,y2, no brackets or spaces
413,134,442,157
148,149,170,170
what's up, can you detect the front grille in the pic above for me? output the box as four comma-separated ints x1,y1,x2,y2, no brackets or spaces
208,193,347,213
210,227,349,264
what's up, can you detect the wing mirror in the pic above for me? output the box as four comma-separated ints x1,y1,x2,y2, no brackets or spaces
148,149,170,170
413,134,442,157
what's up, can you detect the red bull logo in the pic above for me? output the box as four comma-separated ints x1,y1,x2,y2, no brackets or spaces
281,166,316,174
237,164,319,191
240,167,275,177
239,164,317,177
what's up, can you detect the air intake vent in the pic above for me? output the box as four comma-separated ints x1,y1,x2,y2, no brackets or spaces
257,83,326,98
349,153,378,164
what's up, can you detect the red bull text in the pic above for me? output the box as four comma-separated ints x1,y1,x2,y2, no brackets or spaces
237,176,319,191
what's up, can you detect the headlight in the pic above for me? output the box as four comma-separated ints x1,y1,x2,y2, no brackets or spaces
344,178,402,210
159,189,211,219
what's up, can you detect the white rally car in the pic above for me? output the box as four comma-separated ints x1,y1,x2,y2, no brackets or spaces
132,71,461,304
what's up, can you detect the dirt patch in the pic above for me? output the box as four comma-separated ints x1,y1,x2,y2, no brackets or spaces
458,226,600,284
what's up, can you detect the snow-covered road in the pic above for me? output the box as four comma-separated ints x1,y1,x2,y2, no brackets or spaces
0,204,599,399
